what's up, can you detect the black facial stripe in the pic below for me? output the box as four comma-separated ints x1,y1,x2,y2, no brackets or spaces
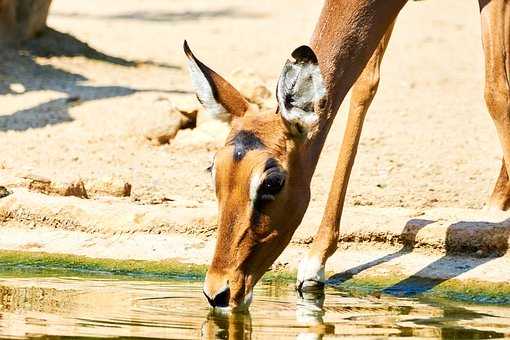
231,130,265,161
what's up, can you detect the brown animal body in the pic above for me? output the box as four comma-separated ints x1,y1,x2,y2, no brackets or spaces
185,0,510,310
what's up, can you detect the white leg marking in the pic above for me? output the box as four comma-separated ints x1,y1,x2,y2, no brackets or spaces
297,255,325,288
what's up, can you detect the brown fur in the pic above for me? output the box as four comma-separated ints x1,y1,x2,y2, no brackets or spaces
194,0,510,308
207,112,309,307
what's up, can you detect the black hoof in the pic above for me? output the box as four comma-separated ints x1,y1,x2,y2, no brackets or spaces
296,280,325,297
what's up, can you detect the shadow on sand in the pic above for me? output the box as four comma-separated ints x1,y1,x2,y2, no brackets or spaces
52,7,265,23
0,27,187,132
328,217,510,297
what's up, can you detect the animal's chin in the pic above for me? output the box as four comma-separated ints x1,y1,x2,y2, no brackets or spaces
211,290,253,313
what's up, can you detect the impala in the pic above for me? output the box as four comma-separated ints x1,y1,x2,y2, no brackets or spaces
184,0,510,310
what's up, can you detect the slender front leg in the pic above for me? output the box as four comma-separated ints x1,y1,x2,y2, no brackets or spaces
488,158,510,210
297,21,395,290
479,0,510,211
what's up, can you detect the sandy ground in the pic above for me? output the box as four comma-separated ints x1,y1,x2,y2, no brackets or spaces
0,0,502,214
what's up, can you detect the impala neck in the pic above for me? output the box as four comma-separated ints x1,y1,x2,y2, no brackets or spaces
298,0,407,180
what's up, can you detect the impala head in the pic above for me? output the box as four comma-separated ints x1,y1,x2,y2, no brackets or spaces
184,41,325,310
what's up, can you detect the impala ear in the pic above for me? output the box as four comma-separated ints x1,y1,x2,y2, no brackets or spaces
184,40,249,121
276,45,326,137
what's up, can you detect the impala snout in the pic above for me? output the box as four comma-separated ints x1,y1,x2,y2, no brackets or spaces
203,270,230,308
203,270,253,310
203,284,230,308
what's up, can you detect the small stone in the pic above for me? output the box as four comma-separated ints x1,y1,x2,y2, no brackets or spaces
51,179,88,198
23,174,88,198
66,95,81,104
475,249,485,258
144,110,183,145
0,186,11,199
9,83,26,94
85,176,131,198
171,96,200,113
230,69,271,106
171,120,230,149
177,108,198,130
23,174,52,193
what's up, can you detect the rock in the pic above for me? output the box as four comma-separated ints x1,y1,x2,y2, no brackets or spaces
171,120,230,150
171,96,200,115
0,186,10,199
168,96,199,129
85,176,131,198
230,69,272,107
174,106,198,130
144,110,184,146
22,174,88,198
23,174,51,193
51,179,88,199
9,83,25,94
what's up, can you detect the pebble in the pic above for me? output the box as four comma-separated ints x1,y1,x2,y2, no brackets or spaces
9,83,26,94
0,186,11,199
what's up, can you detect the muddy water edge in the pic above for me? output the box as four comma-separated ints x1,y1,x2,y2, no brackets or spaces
0,260,509,339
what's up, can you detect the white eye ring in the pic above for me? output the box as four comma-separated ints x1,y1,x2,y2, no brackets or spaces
249,171,262,203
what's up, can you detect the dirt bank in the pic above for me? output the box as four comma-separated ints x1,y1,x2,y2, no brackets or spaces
0,188,509,299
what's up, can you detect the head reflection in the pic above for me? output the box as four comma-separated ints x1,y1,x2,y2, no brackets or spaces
201,291,334,340
202,310,252,340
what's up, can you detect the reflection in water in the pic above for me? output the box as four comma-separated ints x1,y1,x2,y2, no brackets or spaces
203,311,252,340
295,291,335,340
0,276,508,339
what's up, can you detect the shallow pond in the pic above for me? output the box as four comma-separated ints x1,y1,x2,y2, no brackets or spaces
0,270,509,340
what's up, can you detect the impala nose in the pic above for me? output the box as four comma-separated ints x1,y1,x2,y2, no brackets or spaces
204,285,230,308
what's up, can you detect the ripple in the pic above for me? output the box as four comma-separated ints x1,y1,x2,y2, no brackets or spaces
0,276,508,339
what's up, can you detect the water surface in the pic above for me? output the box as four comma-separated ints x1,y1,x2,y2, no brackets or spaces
0,274,509,339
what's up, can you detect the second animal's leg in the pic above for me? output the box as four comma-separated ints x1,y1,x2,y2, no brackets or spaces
479,0,510,211
297,21,396,290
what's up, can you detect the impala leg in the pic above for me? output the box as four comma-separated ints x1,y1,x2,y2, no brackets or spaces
488,158,510,210
297,22,396,291
479,0,510,211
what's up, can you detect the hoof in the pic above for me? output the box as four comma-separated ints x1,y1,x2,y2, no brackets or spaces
296,280,325,295
296,256,325,294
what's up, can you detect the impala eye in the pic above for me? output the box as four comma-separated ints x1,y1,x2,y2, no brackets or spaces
251,158,286,210
257,159,286,205
258,172,285,201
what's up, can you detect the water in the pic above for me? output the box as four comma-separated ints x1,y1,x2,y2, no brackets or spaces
0,274,509,339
